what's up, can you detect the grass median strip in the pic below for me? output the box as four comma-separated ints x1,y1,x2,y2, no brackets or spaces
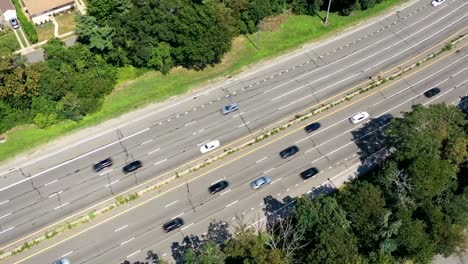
0,0,409,162
1,32,465,261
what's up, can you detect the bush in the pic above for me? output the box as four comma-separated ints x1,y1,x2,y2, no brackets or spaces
11,0,38,43
33,113,58,128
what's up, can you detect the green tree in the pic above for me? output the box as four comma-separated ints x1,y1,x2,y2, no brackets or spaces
386,104,468,164
224,228,286,264
407,157,458,203
338,181,388,252
185,241,226,264
291,0,324,15
395,210,434,263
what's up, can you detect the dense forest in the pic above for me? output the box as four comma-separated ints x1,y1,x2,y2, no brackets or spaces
1,0,388,134
124,104,468,264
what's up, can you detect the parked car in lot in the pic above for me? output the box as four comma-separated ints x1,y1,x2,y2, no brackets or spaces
300,167,319,179
209,180,229,194
280,146,299,159
222,102,239,114
350,111,369,124
431,0,445,7
122,160,142,173
251,176,272,189
424,87,440,98
9,18,19,29
200,140,220,153
304,122,321,133
93,158,113,172
163,218,184,232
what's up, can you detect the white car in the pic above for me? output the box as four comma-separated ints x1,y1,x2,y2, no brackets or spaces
349,111,369,124
431,0,445,7
200,140,220,153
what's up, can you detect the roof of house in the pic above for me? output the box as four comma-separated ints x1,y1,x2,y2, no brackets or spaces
22,0,74,16
0,0,14,13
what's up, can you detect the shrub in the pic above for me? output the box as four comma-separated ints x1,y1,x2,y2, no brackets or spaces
33,113,58,128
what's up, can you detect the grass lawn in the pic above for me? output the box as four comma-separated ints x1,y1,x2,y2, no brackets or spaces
0,0,406,162
55,11,77,35
36,22,55,42
0,31,20,55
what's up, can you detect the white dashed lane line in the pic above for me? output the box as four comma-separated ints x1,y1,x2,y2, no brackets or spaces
115,225,129,232
172,212,184,219
44,179,58,186
225,200,238,208
126,250,141,259
99,169,113,176
154,159,167,166
141,139,153,145
181,223,194,231
164,200,179,208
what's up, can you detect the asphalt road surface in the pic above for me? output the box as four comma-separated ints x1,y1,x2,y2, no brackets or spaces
4,19,468,264
0,0,467,261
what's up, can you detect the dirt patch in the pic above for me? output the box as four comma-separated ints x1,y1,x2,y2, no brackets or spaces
259,10,293,32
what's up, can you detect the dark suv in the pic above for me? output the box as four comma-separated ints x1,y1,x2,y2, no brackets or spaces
209,181,229,194
424,87,440,98
304,122,321,133
300,167,319,179
163,218,184,232
93,158,113,172
280,146,299,159
123,160,142,173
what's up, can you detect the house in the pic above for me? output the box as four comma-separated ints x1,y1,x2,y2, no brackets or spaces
22,0,74,25
0,0,17,23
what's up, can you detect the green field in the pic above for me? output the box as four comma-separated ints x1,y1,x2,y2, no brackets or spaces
0,0,406,162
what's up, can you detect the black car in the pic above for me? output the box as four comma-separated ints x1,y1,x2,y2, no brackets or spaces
163,218,184,232
209,180,229,194
280,146,299,159
304,122,321,133
93,158,113,172
300,167,319,179
122,160,142,173
424,88,440,98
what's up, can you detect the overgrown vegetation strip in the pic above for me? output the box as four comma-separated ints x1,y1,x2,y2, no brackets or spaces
1,31,464,261
10,0,37,44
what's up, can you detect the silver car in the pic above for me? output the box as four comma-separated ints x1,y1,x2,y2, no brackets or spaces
222,102,239,114
251,176,272,189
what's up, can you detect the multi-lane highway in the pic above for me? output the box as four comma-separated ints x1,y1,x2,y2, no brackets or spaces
0,0,467,262
6,30,467,264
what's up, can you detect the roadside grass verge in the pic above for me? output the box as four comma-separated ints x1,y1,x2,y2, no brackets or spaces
0,0,406,163
0,31,20,56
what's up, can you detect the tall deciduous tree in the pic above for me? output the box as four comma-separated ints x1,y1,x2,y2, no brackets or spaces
338,181,389,253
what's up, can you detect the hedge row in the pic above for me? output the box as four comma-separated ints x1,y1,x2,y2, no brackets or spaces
11,0,38,44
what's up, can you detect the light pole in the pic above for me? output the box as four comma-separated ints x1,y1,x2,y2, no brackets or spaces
324,0,333,25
